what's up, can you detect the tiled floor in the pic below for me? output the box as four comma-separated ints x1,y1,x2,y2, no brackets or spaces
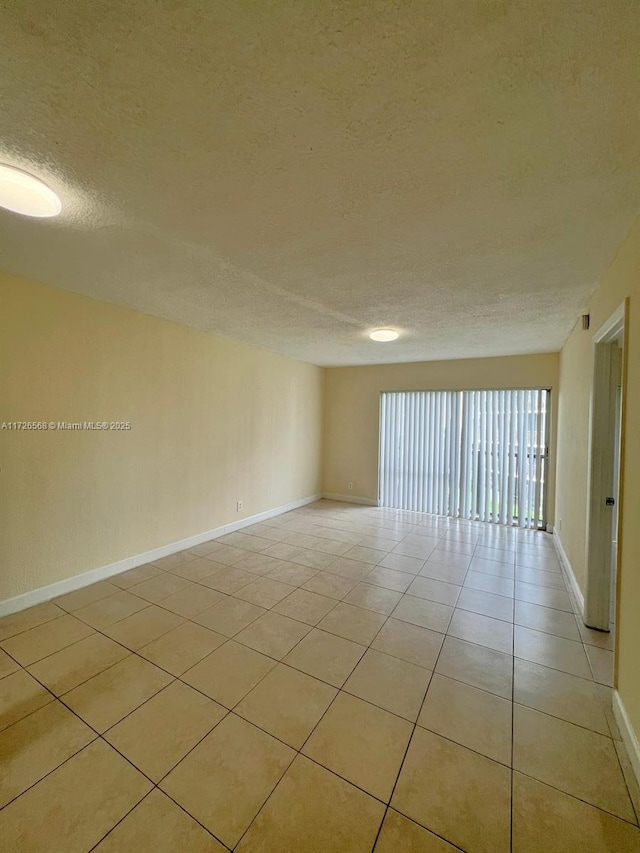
0,500,638,852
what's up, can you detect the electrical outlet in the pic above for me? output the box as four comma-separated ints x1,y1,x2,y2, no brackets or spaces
347,481,353,490
237,500,244,512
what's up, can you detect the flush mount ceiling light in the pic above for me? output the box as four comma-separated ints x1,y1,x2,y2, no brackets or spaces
369,328,399,342
0,164,62,217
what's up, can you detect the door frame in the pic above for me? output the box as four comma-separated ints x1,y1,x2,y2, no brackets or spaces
584,300,628,634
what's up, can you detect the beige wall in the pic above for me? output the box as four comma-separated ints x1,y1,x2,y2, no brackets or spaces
555,217,640,741
0,271,323,602
323,353,560,521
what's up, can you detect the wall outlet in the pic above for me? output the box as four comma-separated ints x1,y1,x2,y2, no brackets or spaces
347,481,353,490
237,500,244,512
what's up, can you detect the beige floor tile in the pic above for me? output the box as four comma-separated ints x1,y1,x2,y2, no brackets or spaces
0,601,64,641
219,532,273,552
206,543,247,566
0,700,95,807
198,565,257,594
234,577,296,608
516,551,561,571
355,535,397,552
161,713,294,848
104,680,226,781
429,547,474,566
379,552,425,574
74,590,148,628
266,562,318,586
302,571,360,599
448,608,514,654
54,581,119,612
405,576,461,607
475,545,514,563
263,541,307,561
464,571,515,597
129,573,192,604
0,669,54,731
0,648,19,679
344,648,431,721
375,809,459,852
170,556,224,581
0,739,151,853
63,654,172,732
418,561,467,585
435,636,513,699
615,739,640,824
236,663,336,748
515,625,592,678
103,605,183,650
236,754,384,853
182,640,276,707
1,614,94,666
139,621,225,675
365,566,415,592
318,601,386,645
514,599,581,640
294,548,338,570
233,552,286,575
516,566,566,589
94,789,226,852
456,587,514,622
586,644,614,686
392,595,453,633
27,632,130,695
323,557,374,581
393,540,438,559
235,611,311,659
343,582,402,615
514,658,609,734
343,545,384,564
371,618,444,670
109,563,163,589
273,588,338,625
513,704,635,822
284,628,366,687
194,596,265,636
418,673,512,765
515,581,573,612
469,557,515,578
392,727,511,853
303,692,412,801
512,772,640,853
159,584,225,617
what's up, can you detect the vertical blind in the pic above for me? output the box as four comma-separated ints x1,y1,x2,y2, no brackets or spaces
379,389,549,528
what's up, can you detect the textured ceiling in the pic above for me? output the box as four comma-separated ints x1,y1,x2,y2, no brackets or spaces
0,1,639,366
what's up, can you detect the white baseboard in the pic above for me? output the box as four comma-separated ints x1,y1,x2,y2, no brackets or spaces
553,531,584,617
321,492,379,507
0,493,322,618
613,690,640,788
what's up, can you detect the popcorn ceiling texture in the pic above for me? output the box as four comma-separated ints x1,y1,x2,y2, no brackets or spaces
0,0,638,366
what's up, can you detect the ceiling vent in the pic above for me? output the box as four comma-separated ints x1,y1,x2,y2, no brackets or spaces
581,314,590,331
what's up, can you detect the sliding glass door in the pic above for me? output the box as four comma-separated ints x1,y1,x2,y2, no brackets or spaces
379,389,549,528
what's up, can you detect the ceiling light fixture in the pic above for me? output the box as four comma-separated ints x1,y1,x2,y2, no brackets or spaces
369,328,399,342
0,164,62,217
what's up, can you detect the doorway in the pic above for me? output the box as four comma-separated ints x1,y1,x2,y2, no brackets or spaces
378,388,550,528
584,302,627,635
